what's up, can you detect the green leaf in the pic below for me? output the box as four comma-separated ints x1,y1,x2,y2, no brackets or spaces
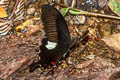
60,8,68,16
108,0,120,16
69,10,81,15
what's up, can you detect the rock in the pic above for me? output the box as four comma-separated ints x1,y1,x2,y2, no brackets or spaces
0,34,42,80
27,8,36,15
102,33,120,51
75,15,86,25
93,67,120,80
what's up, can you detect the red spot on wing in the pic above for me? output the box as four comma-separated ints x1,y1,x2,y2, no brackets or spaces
50,61,55,65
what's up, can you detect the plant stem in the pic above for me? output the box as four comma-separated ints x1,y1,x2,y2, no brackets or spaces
55,2,120,20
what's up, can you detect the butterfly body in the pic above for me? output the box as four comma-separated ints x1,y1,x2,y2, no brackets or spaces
40,4,71,67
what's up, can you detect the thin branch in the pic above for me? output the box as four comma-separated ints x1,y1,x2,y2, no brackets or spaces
71,0,76,8
55,2,120,20
69,8,120,20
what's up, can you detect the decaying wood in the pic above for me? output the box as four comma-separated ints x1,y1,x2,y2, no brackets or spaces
0,34,42,80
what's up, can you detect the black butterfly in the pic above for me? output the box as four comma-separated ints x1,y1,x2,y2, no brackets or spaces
39,4,71,67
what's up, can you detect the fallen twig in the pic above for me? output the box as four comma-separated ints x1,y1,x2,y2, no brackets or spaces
55,2,120,20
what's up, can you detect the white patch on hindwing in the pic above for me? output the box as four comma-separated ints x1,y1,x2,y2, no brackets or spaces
45,41,57,50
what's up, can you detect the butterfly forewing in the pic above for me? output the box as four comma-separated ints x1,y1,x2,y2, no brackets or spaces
9,0,25,21
41,5,58,42
0,18,12,36
0,0,10,11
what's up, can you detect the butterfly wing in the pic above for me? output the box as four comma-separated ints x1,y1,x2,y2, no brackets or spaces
0,0,10,11
41,4,71,44
40,4,71,67
9,0,25,21
41,4,58,43
0,0,10,17
0,6,7,18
